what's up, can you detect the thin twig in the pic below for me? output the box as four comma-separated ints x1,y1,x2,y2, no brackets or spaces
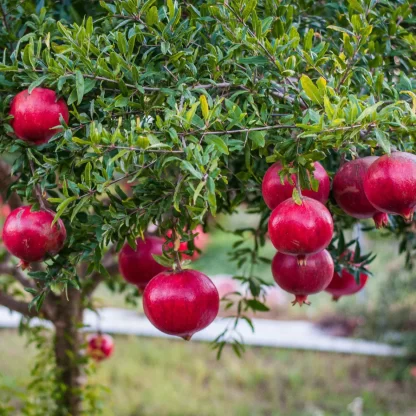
79,159,157,200
223,3,308,109
28,158,47,210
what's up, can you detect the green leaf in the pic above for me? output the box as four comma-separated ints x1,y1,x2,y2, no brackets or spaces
242,0,257,21
117,32,127,55
245,299,270,312
75,70,84,105
86,16,93,36
304,28,314,51
327,26,355,36
374,128,391,154
238,56,269,65
181,161,202,179
348,0,364,12
193,180,206,204
146,6,159,26
141,0,157,13
28,76,48,94
355,102,384,122
84,162,92,188
207,177,217,216
206,135,229,155
52,196,77,225
248,130,266,147
300,75,323,105
401,91,416,114
152,254,174,268
167,0,175,19
200,95,209,120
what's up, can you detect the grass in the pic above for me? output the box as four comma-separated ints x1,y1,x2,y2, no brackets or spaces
0,330,415,416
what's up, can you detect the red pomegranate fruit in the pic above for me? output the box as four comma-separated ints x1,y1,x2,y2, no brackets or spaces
2,206,66,267
325,266,368,301
143,269,220,340
119,236,167,291
268,197,334,262
333,157,388,228
10,88,69,145
262,161,330,210
363,151,416,222
271,250,334,306
87,333,114,361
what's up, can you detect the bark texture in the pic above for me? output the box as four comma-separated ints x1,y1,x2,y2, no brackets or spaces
53,288,84,416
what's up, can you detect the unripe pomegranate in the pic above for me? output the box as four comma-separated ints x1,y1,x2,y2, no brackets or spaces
143,269,220,340
87,333,114,361
271,250,334,306
268,197,334,262
119,236,167,291
262,161,330,210
10,88,69,145
2,206,66,266
364,152,416,222
326,267,368,301
333,157,388,228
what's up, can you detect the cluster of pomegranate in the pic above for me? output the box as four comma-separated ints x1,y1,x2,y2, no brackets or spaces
119,228,219,340
263,152,416,306
118,226,209,291
4,86,416,333
1,88,70,267
263,161,334,305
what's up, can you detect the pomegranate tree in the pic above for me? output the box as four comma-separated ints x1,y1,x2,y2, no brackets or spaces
272,250,334,306
9,88,69,145
0,0,415,414
268,197,334,262
143,269,219,340
2,206,66,267
87,333,115,361
364,152,416,222
118,236,167,291
262,161,330,210
333,157,388,228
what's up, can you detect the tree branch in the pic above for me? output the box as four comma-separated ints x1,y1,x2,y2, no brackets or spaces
0,291,39,318
12,68,299,108
0,255,56,320
0,259,36,289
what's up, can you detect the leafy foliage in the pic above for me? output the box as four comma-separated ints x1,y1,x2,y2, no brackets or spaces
0,0,416,409
1,0,415,306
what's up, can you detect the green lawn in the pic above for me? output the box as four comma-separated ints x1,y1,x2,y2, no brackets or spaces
0,330,415,416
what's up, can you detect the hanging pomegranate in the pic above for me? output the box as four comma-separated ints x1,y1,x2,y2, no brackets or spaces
262,161,330,210
333,157,388,228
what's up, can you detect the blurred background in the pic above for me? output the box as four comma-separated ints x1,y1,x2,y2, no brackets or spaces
0,209,415,416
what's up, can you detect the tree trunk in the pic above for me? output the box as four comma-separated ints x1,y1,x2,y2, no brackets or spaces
53,288,84,416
